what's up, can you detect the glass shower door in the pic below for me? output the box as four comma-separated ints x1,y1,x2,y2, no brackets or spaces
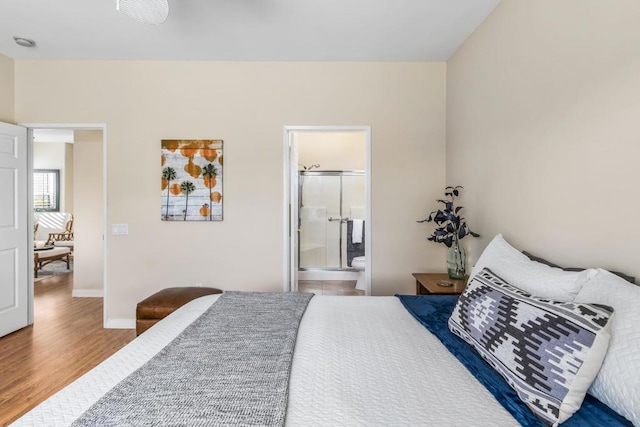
299,174,341,269
341,174,366,268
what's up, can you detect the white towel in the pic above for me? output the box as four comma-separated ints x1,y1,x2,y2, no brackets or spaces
351,219,364,244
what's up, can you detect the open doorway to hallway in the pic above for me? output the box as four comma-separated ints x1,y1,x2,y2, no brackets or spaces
30,126,106,301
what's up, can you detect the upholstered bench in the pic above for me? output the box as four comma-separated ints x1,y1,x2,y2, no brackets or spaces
136,287,222,336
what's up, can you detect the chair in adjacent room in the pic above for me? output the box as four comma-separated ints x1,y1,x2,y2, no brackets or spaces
34,212,74,255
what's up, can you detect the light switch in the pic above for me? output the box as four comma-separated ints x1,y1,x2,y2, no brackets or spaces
112,223,129,235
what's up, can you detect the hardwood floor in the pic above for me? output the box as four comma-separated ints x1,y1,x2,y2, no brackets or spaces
0,273,136,426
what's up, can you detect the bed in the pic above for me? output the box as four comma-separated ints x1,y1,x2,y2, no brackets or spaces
13,235,639,426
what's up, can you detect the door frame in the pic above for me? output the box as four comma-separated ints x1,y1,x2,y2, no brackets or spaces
282,125,372,295
21,123,108,326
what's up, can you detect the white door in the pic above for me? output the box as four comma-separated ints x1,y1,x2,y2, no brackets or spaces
0,122,30,337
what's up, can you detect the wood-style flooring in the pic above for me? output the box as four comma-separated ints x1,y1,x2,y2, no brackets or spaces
0,273,136,426
298,280,364,296
0,276,361,425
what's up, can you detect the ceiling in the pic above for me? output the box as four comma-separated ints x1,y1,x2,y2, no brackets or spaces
0,0,500,61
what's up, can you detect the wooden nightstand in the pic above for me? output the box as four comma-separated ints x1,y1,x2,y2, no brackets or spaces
412,273,468,295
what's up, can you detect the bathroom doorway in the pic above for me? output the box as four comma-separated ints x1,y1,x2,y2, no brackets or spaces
283,126,371,295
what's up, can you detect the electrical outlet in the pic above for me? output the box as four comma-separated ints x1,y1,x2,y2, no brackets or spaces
194,282,203,287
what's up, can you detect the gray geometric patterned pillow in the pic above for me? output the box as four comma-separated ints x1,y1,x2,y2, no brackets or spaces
449,268,614,426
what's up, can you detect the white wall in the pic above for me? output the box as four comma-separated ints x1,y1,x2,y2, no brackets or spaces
15,61,447,323
73,130,103,293
0,53,14,123
297,132,365,171
447,0,640,279
33,141,72,213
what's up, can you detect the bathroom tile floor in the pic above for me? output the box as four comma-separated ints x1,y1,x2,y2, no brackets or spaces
299,280,364,296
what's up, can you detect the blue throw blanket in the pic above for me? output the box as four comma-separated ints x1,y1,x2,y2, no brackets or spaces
396,295,632,427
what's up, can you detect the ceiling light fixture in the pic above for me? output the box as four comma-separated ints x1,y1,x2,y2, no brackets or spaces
116,0,169,25
13,37,36,48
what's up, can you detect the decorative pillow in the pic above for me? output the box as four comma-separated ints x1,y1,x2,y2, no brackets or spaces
574,269,640,426
449,268,614,426
523,251,636,285
469,234,596,301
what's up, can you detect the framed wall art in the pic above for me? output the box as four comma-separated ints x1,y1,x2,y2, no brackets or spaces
161,139,223,221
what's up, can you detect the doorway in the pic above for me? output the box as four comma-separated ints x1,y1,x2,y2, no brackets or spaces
283,126,372,295
24,123,108,323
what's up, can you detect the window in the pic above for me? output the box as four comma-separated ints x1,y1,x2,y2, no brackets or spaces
34,169,60,212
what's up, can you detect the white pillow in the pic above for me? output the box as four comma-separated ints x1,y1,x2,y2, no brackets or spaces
469,234,596,301
574,269,640,426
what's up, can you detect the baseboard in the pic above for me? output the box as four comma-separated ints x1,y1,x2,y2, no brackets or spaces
105,318,136,329
72,289,104,298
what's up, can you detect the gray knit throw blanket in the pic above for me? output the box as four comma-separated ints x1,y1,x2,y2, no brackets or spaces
72,291,313,427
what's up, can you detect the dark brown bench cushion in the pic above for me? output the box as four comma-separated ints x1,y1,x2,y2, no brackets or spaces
136,287,222,335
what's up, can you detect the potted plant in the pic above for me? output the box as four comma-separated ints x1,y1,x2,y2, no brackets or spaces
418,186,479,279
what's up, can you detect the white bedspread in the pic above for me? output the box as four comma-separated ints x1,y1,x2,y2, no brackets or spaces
13,295,518,426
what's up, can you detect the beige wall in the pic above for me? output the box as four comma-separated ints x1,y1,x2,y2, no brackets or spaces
65,143,74,213
15,61,446,323
447,0,640,278
297,132,366,171
33,141,72,213
0,53,14,123
73,130,103,293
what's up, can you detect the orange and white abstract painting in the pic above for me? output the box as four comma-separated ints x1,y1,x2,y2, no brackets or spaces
161,140,223,221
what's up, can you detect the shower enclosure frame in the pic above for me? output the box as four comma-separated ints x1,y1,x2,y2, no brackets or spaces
298,170,365,272
283,125,372,295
